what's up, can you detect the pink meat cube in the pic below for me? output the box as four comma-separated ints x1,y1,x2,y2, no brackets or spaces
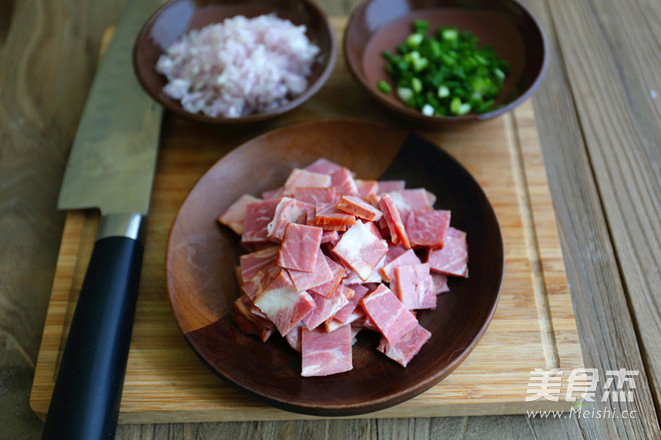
333,284,371,323
239,246,279,281
377,180,405,193
330,167,359,195
262,187,284,200
253,270,315,336
241,199,280,244
283,169,331,194
337,195,383,221
405,210,451,249
432,273,450,294
360,284,419,344
427,227,469,277
386,189,433,214
379,193,411,249
285,324,304,352
240,264,279,301
355,179,379,198
377,324,431,367
342,253,385,284
266,197,314,241
293,187,337,205
313,203,355,231
309,257,346,298
277,224,323,272
305,286,350,330
379,249,421,283
331,222,389,281
304,158,344,175
394,263,437,310
232,295,275,342
287,248,334,292
301,325,353,377
218,194,261,235
320,230,339,244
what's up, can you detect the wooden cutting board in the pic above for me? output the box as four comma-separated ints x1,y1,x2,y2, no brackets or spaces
30,17,584,423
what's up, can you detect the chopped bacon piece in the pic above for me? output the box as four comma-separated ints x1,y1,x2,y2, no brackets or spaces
405,209,451,249
337,195,383,221
309,257,346,298
379,194,411,249
332,222,389,281
385,245,407,264
377,180,405,193
240,264,279,300
331,167,359,195
377,324,431,367
394,263,436,310
293,186,336,205
320,230,339,243
301,325,353,377
283,169,331,195
355,179,379,198
360,284,418,344
266,197,313,241
325,308,365,332
262,187,284,200
313,203,355,230
304,158,344,175
379,249,421,285
342,253,385,284
285,324,303,352
253,270,315,336
287,248,334,292
427,227,468,277
334,284,370,323
239,246,279,281
241,199,280,244
233,295,275,342
218,194,261,235
432,273,450,294
386,189,433,214
277,224,323,272
305,286,350,330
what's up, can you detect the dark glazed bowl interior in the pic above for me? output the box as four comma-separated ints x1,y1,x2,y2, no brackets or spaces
344,0,547,126
166,119,504,416
133,0,337,125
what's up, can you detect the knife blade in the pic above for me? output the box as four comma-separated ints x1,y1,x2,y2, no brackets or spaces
42,1,163,439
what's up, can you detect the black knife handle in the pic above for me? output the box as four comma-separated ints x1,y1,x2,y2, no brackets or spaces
42,235,143,440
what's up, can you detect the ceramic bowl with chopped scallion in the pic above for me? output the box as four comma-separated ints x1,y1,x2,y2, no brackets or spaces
378,20,510,117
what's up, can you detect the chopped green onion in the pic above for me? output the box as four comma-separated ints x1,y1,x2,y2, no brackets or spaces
413,19,429,34
377,80,392,93
421,104,434,116
411,77,423,93
438,85,450,98
397,87,414,105
441,28,459,41
407,33,424,47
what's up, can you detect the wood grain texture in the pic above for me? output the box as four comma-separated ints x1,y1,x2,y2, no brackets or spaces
30,17,583,422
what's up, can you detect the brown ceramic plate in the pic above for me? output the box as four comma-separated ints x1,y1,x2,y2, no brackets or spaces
133,0,337,125
166,119,504,416
344,0,547,126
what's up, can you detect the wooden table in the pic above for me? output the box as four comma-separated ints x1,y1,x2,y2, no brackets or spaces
1,0,660,438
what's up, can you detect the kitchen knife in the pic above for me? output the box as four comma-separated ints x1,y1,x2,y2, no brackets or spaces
42,1,163,439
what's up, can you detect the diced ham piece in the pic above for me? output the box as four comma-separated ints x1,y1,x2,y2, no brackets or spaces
283,169,331,195
313,203,356,231
405,209,451,249
432,273,450,294
379,194,411,249
377,180,405,193
334,284,370,323
287,248,334,292
343,253,385,284
377,324,431,367
379,249,421,283
262,187,284,200
239,246,279,281
285,324,303,352
304,158,344,175
425,190,437,207
301,325,353,377
266,197,313,241
277,223,323,272
218,194,261,235
394,263,436,310
241,199,280,243
320,230,339,243
309,257,346,298
304,286,350,330
386,189,433,214
332,222,389,281
355,179,379,198
253,270,315,336
240,264,279,300
325,308,365,332
337,195,383,221
360,284,418,344
233,295,275,342
427,227,468,277
331,167,359,195
293,186,336,205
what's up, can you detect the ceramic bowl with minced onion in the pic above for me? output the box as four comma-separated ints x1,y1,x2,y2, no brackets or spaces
344,0,548,127
133,0,337,125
